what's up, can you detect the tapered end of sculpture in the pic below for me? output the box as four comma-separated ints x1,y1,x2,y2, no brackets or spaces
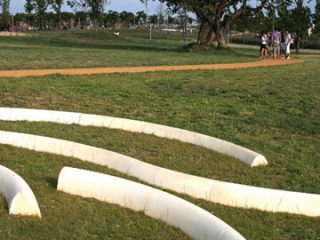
250,155,268,167
10,193,42,218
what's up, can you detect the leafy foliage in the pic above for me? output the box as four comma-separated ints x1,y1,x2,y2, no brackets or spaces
313,0,320,34
142,0,268,47
0,0,10,26
67,0,110,26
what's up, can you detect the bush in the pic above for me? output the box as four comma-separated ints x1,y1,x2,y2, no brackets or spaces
230,36,320,49
229,36,260,45
300,39,320,49
0,22,10,31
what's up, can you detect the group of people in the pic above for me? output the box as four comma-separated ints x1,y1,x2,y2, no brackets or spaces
260,28,293,60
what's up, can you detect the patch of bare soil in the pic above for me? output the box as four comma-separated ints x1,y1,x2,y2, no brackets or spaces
0,32,26,37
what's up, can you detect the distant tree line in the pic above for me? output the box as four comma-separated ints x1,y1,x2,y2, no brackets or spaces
0,0,194,31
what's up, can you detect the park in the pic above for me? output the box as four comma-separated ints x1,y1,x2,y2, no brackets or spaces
0,0,320,239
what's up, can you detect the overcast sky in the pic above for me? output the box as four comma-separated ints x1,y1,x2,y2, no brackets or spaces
11,0,161,14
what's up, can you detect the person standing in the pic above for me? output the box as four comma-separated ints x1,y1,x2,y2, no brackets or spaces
272,28,282,59
284,30,292,59
260,31,268,59
280,31,286,58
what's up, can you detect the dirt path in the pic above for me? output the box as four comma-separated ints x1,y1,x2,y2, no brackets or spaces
0,59,304,78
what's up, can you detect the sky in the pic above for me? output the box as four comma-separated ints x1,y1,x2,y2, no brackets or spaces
10,0,316,14
10,0,161,14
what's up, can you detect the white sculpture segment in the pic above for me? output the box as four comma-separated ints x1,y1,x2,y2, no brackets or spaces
0,107,267,167
0,130,319,217
57,167,246,240
0,164,41,217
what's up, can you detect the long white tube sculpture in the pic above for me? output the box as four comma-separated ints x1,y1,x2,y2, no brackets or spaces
0,164,41,217
0,108,267,167
57,167,246,240
0,130,319,217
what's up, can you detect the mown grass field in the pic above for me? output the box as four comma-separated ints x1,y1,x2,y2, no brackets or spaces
0,30,319,239
0,30,259,70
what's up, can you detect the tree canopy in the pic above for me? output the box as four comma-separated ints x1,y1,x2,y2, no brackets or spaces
314,0,320,34
142,0,268,47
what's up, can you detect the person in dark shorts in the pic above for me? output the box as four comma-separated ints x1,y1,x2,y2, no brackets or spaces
260,31,268,59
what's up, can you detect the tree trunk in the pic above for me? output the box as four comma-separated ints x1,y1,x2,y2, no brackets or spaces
197,19,216,45
57,9,61,30
295,36,301,53
40,15,44,30
208,31,216,45
216,27,228,48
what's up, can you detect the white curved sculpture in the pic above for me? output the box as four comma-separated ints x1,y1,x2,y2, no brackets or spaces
57,167,245,240
0,164,41,217
0,130,319,217
0,107,267,166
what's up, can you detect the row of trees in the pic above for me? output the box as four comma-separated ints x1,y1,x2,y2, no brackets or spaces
23,0,111,30
0,0,192,30
0,0,111,30
0,10,194,31
1,9,190,30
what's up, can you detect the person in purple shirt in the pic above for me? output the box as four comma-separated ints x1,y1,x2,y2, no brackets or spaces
272,28,282,59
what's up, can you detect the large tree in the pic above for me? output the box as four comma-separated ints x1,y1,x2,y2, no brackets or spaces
314,0,320,34
270,0,311,52
68,0,110,28
290,0,312,52
119,11,134,27
87,0,102,27
0,0,10,27
231,9,268,33
24,0,35,26
51,0,64,29
155,2,166,28
143,0,268,48
33,0,50,29
103,10,119,28
67,0,89,12
136,10,146,24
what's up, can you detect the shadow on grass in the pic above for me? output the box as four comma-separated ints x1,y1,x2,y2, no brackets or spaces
0,34,177,53
46,177,58,189
0,32,256,57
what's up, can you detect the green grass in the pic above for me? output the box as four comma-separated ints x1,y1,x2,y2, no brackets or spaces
0,30,259,70
0,146,191,240
0,32,319,239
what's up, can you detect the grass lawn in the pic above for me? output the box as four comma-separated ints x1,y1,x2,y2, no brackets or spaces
0,30,260,70
0,31,319,239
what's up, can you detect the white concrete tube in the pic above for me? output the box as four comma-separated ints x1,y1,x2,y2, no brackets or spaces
0,130,319,217
0,107,267,166
57,167,246,240
0,164,41,217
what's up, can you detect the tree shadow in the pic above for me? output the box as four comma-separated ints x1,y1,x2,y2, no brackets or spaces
11,33,178,53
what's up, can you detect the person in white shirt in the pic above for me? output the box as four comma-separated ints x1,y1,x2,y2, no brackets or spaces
260,32,268,59
284,30,292,59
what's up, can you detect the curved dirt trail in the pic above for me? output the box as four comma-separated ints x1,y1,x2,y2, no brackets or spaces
0,59,303,77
